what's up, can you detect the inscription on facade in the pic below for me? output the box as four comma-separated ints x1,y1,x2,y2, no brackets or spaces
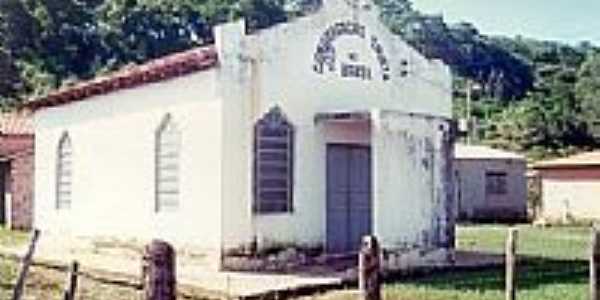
313,21,393,81
341,63,372,80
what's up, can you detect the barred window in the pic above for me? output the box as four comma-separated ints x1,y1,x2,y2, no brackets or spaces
56,132,72,210
254,106,294,214
486,171,507,195
156,114,181,212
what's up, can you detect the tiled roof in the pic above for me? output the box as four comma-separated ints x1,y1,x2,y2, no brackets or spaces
534,151,600,169
0,112,33,135
24,46,218,110
455,144,525,160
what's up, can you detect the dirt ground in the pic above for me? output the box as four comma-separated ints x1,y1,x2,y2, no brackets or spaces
1,256,140,300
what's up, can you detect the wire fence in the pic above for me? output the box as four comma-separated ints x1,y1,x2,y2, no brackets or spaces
2,225,599,300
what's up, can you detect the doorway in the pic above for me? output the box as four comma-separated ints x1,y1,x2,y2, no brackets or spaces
0,162,9,226
326,144,372,253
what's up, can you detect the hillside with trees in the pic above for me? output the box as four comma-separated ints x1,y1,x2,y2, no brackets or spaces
375,0,600,159
1,0,599,159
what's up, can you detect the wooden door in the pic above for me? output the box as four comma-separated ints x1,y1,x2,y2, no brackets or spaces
326,144,372,253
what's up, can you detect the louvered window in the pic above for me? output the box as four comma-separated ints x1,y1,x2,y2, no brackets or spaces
156,115,181,212
254,106,294,214
56,133,72,210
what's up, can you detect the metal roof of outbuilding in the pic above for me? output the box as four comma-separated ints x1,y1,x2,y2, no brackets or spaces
455,144,525,160
533,151,600,169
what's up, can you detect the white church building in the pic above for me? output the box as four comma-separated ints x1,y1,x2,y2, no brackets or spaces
26,0,455,270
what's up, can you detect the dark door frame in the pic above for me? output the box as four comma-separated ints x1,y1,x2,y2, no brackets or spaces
0,161,10,226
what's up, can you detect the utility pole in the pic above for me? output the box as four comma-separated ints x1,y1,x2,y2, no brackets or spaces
465,79,481,145
466,79,472,145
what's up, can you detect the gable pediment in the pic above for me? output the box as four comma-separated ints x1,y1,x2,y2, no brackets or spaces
215,0,452,118
239,0,433,85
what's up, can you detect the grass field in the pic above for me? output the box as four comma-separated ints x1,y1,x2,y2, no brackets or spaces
397,224,591,300
0,225,594,299
317,224,592,300
458,224,591,260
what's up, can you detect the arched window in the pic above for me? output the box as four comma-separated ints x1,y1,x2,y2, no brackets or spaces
156,114,181,212
56,132,73,210
254,106,294,214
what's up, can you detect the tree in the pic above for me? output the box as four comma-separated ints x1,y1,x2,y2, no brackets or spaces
0,0,300,105
576,53,600,140
0,0,39,57
0,0,596,161
373,0,534,101
0,49,23,106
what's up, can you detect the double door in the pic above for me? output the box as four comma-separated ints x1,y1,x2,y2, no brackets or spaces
326,144,372,253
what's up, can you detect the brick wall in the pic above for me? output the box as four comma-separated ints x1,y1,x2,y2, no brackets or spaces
0,135,34,230
9,150,33,229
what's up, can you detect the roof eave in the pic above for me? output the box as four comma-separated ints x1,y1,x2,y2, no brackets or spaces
533,163,600,170
22,46,219,112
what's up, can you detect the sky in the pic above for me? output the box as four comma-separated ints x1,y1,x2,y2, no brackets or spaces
411,0,600,45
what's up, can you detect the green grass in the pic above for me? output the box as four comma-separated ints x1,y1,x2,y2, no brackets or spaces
314,224,592,300
394,224,592,300
0,227,60,299
378,259,588,300
0,225,594,299
458,224,591,260
0,226,28,248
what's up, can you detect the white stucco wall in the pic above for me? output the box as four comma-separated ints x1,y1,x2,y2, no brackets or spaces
372,111,454,250
216,0,453,251
34,71,223,252
539,169,600,221
33,0,453,265
454,159,527,221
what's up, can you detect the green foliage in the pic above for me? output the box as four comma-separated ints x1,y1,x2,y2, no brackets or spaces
468,37,597,159
0,49,23,106
316,225,590,300
0,0,296,104
484,89,592,158
373,1,599,159
0,0,598,159
575,53,600,138
376,0,534,100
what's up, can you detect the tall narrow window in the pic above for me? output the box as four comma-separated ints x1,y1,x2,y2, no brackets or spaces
156,114,181,212
254,106,294,214
56,132,73,210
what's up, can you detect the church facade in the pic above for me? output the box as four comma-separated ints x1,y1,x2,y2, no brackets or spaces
28,0,455,270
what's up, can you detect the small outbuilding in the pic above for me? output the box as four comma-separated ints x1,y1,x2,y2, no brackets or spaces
25,0,455,270
454,144,527,222
0,113,34,230
534,151,600,222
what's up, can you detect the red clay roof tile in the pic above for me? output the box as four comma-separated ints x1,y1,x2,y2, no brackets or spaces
24,45,218,110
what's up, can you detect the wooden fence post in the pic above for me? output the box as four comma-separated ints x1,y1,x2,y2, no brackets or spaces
506,228,518,300
590,228,600,300
359,235,381,300
12,229,40,300
62,261,79,300
141,240,176,300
